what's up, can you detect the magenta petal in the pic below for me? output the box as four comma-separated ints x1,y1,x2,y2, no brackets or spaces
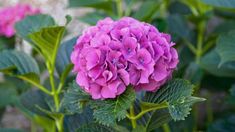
76,71,89,89
139,70,150,84
102,70,113,82
90,83,102,99
101,83,117,99
117,82,126,95
153,61,168,81
118,69,130,85
86,50,100,70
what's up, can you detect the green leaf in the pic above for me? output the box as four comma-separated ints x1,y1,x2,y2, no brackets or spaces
64,108,94,131
33,115,56,132
184,62,204,84
200,49,235,77
132,125,146,132
79,12,106,25
0,82,17,108
29,26,65,67
214,20,235,34
201,0,235,8
132,0,161,22
134,100,171,131
144,79,205,121
68,0,114,12
60,81,91,114
56,37,76,76
15,14,55,48
90,87,136,126
20,90,50,116
167,14,191,39
76,123,117,132
0,50,40,83
216,30,235,65
180,0,212,15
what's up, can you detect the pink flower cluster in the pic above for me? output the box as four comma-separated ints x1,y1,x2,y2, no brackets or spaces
71,17,179,99
0,4,40,37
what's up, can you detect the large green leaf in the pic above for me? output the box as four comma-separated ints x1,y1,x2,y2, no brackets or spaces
29,26,65,67
167,14,191,40
56,37,76,76
0,50,40,83
200,49,235,77
90,87,136,126
202,0,235,8
0,82,17,108
144,79,204,121
68,0,114,12
216,30,235,65
15,14,55,47
79,12,106,25
60,82,90,114
214,20,235,34
20,90,50,116
132,0,162,22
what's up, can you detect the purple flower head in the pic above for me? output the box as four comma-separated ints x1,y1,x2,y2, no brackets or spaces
0,4,40,37
71,17,179,99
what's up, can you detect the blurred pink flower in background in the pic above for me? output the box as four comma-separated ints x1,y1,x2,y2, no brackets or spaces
71,17,179,99
0,4,40,37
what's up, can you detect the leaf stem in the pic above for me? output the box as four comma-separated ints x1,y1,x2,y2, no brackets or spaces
18,75,51,95
183,39,197,54
196,21,206,64
49,69,60,112
126,102,168,120
116,0,123,18
162,124,171,132
129,105,137,128
124,0,135,16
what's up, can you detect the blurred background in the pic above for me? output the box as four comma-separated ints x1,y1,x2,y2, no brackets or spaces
1,0,235,131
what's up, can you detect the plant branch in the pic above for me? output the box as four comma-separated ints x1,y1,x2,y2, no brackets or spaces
183,39,197,54
126,102,168,120
116,0,123,18
196,21,206,64
18,75,51,95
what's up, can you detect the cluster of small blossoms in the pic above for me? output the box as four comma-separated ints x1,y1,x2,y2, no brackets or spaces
0,4,40,37
71,17,179,99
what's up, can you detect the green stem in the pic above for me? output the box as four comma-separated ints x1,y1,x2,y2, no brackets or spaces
18,75,51,95
116,0,123,18
183,39,197,54
196,21,206,64
124,0,135,16
127,103,168,120
55,116,64,132
206,92,213,127
202,39,216,55
162,124,171,132
130,105,137,128
49,69,60,112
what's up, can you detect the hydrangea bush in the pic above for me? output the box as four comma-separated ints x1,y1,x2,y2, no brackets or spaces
3,0,235,131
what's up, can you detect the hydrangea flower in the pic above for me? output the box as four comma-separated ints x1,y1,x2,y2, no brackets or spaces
0,4,40,37
71,17,179,99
